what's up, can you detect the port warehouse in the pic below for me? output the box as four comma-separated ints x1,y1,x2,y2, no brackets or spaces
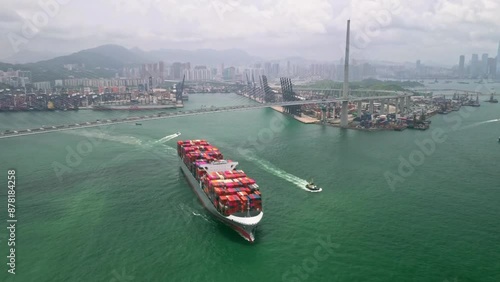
178,140,262,215
0,89,184,111
274,91,485,131
0,87,490,136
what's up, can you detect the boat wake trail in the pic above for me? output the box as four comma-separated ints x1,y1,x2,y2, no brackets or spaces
156,132,181,144
459,118,500,131
64,130,143,145
243,154,310,191
64,130,181,157
147,132,181,154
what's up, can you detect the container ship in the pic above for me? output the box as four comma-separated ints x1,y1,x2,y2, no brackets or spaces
177,139,263,242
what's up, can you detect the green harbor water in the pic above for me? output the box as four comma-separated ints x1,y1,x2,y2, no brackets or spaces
0,86,499,282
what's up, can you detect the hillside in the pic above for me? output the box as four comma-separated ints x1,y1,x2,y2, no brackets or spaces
39,44,146,69
0,45,260,83
0,45,148,82
2,50,69,64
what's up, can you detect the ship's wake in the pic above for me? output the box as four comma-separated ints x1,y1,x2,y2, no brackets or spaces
142,133,180,155
64,130,181,157
243,154,311,191
459,118,500,131
64,129,143,145
156,132,181,144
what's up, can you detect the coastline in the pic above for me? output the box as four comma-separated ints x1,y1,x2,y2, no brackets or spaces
270,106,319,124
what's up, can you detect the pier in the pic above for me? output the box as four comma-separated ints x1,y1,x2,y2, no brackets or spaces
0,95,411,139
270,106,318,124
234,20,493,131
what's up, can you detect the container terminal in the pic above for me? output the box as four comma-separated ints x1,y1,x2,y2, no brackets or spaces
234,19,494,132
238,88,492,132
0,77,187,111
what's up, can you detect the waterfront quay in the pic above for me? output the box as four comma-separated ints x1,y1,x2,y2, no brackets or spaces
238,88,491,132
0,87,185,112
0,97,347,139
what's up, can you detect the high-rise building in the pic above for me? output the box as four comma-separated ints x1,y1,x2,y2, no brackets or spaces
471,54,479,78
264,62,272,76
185,65,212,81
497,40,500,59
218,64,224,78
223,67,236,81
488,58,497,79
458,55,465,78
171,62,182,80
416,60,421,77
362,63,376,79
159,61,165,80
496,41,500,79
272,63,280,78
482,53,489,76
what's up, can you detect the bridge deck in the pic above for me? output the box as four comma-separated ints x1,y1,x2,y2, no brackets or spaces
0,95,411,139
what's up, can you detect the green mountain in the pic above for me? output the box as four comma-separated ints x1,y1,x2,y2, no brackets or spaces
48,44,147,68
0,44,265,83
0,45,147,83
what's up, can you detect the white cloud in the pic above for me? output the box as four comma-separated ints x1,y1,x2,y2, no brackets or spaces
0,0,499,64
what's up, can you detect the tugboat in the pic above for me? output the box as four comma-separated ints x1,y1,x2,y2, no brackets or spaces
393,124,407,131
305,178,322,192
486,94,498,103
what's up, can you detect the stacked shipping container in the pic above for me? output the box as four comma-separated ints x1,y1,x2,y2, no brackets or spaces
177,139,224,178
177,140,263,217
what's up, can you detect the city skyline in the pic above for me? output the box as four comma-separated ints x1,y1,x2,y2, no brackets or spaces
456,40,500,79
2,0,500,65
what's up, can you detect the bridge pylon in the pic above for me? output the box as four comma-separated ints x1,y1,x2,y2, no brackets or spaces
340,19,351,128
176,74,185,103
262,75,275,103
280,77,301,116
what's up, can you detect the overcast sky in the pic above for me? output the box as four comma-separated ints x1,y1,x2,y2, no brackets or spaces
1,0,500,65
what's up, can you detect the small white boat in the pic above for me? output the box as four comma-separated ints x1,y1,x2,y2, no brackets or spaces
305,178,322,192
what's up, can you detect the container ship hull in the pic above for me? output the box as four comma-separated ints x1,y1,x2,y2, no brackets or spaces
177,140,263,242
179,160,260,241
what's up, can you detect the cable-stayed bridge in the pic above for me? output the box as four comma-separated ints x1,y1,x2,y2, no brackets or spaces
0,88,412,139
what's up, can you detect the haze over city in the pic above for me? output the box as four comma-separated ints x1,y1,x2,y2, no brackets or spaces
2,0,500,65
